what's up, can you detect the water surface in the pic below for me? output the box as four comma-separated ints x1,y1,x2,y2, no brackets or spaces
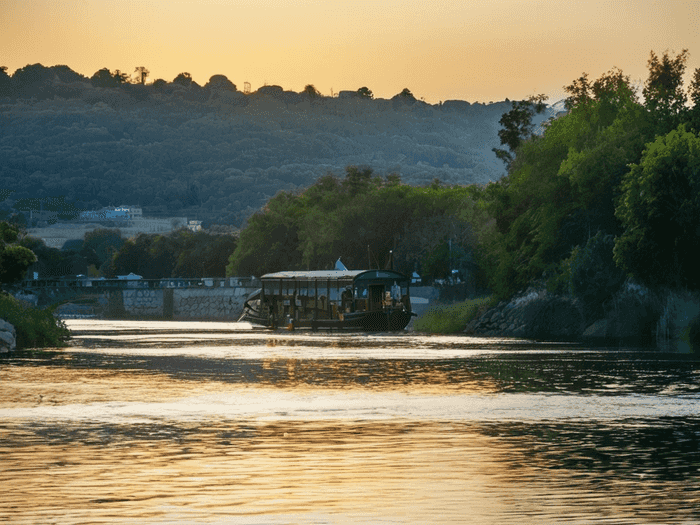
1,320,699,523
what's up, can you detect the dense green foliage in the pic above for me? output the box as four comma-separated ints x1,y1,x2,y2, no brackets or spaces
614,125,700,288
1,63,513,227
105,229,237,279
0,293,70,348
226,166,495,284
413,296,496,333
0,222,36,284
481,49,700,301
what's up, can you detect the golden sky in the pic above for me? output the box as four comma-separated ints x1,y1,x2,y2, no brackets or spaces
2,0,698,103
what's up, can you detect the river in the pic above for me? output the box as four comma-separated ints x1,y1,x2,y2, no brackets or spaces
1,320,699,524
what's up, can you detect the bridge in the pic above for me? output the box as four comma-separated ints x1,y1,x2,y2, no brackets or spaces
18,277,262,320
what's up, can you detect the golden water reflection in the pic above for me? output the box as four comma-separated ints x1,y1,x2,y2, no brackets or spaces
4,419,697,524
1,320,699,523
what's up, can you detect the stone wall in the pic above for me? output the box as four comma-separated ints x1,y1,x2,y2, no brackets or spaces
172,287,249,320
0,319,16,353
104,286,254,320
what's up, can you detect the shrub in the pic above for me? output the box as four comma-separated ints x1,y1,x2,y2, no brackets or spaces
0,293,70,349
414,296,496,334
568,231,625,321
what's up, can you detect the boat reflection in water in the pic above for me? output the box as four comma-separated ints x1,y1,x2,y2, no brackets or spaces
239,269,414,331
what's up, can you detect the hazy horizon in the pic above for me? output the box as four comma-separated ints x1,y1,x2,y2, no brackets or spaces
2,0,698,104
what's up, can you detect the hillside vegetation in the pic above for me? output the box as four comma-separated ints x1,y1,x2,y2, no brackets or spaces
226,49,700,342
0,64,522,226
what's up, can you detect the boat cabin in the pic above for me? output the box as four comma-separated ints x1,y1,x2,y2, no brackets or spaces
242,269,413,331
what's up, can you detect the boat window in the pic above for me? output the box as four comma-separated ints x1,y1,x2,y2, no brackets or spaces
355,284,368,298
329,286,339,301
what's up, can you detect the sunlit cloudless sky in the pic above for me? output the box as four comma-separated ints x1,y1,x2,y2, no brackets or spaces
2,0,698,103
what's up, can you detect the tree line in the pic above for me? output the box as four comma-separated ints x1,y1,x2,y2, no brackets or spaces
5,49,699,314
478,49,700,318
1,63,510,228
225,49,700,314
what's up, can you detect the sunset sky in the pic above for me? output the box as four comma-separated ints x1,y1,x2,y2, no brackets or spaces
2,0,698,103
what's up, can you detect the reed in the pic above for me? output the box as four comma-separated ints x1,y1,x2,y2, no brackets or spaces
0,293,70,349
414,295,496,334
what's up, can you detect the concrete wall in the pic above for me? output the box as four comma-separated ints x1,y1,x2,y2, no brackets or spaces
105,285,255,320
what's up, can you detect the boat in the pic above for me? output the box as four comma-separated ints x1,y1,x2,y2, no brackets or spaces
238,269,414,331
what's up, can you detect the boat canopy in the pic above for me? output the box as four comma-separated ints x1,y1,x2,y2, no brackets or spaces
261,270,408,284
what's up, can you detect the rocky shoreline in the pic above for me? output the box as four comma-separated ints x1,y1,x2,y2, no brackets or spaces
464,285,700,351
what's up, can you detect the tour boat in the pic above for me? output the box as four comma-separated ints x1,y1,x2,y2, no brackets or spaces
238,268,414,331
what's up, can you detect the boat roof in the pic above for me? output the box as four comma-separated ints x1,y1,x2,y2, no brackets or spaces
261,269,408,282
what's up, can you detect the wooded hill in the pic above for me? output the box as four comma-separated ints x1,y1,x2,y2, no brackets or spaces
0,63,544,227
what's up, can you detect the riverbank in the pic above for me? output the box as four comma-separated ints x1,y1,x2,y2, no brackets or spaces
0,293,70,350
463,285,700,352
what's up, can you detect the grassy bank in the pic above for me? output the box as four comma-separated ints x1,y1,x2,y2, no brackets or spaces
0,293,70,349
414,296,496,334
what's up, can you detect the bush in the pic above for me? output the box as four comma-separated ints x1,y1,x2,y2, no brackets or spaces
0,293,70,349
414,296,496,333
568,232,625,321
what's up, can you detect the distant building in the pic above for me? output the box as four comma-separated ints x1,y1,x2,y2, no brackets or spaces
79,205,143,223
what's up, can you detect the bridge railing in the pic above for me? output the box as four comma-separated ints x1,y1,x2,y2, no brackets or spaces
21,276,261,291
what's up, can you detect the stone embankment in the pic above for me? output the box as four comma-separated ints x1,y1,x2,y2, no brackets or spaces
464,288,584,341
465,285,700,351
0,319,16,353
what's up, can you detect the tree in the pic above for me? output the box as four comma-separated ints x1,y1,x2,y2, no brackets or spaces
205,74,236,91
303,84,321,98
614,124,700,289
687,67,700,132
134,66,150,85
643,49,689,133
397,88,415,99
0,222,36,284
91,68,128,87
564,73,593,110
492,94,548,166
0,65,12,96
82,228,124,273
112,69,129,85
173,72,193,86
357,86,373,99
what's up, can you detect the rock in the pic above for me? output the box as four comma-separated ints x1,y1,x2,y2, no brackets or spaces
583,319,608,339
526,295,584,340
0,318,17,352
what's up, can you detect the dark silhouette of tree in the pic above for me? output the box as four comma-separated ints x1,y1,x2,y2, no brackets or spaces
397,88,415,99
1,222,37,284
564,73,592,110
113,69,129,84
492,94,548,166
303,84,321,98
205,74,236,91
134,66,150,85
0,66,12,96
91,68,128,87
688,67,700,132
11,63,55,97
643,49,689,132
173,72,193,86
357,86,373,99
